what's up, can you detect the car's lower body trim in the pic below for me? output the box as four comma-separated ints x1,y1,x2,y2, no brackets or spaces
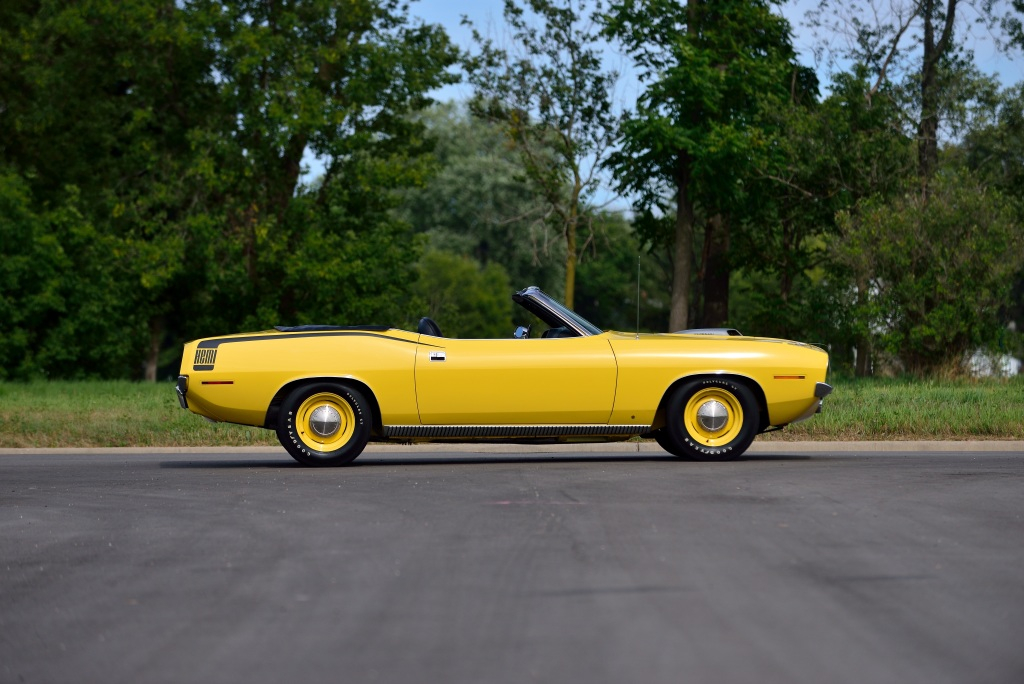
382,424,649,438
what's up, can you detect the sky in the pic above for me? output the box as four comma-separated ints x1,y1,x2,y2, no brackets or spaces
408,0,1022,103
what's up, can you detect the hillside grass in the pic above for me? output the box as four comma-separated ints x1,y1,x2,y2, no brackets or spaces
0,377,1021,448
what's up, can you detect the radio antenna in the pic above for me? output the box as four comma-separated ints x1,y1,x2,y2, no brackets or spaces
635,255,641,340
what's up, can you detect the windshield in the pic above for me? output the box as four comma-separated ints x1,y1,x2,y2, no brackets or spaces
529,289,603,336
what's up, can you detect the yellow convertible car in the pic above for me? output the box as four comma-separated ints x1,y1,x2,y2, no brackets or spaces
176,286,831,466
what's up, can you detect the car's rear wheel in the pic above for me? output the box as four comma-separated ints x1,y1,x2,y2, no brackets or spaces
659,378,759,461
652,429,677,454
276,383,371,466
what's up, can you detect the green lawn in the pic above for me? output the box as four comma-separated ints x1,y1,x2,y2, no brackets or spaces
0,381,278,448
0,377,1021,448
759,376,1024,441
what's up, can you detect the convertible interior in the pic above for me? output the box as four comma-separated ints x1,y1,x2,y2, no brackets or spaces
416,286,587,340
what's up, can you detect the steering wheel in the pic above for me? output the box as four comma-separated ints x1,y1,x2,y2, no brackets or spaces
513,324,532,339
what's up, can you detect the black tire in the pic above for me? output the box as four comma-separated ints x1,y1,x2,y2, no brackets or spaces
652,429,677,454
658,378,759,461
276,383,371,466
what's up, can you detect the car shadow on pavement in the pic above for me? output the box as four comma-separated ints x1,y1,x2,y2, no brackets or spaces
159,459,301,469
158,453,815,469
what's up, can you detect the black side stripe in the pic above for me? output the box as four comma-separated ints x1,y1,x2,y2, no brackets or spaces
196,331,442,349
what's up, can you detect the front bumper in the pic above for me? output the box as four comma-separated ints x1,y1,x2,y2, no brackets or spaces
176,375,189,409
814,382,833,413
792,382,834,424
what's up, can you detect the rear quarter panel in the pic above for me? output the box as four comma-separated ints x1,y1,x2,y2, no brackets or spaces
180,330,421,427
607,333,829,427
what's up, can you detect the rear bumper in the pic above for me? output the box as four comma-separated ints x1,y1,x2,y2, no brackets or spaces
176,375,189,409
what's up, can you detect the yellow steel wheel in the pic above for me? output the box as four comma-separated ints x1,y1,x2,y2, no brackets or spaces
276,383,371,466
294,392,356,452
682,387,744,447
660,378,760,461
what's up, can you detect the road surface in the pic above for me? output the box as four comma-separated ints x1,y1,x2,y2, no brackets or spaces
2,447,1022,684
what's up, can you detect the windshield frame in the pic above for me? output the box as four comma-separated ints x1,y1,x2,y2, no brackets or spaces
512,287,603,336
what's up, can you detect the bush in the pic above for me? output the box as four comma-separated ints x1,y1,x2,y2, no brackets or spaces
834,170,1023,375
415,250,514,338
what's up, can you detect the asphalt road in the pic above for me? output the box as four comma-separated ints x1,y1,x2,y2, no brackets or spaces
2,447,1023,684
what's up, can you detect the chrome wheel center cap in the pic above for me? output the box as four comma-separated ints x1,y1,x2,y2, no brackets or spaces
697,400,729,433
309,405,341,438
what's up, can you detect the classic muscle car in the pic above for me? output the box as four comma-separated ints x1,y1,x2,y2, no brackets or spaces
176,286,831,466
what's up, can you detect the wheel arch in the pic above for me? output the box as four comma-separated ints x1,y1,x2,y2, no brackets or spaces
651,373,769,433
265,377,384,437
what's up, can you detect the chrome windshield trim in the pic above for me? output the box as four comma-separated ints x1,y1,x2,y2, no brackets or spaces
513,286,602,337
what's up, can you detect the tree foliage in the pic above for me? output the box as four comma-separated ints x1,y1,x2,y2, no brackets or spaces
0,175,148,379
807,0,1021,186
732,69,915,372
0,0,220,379
466,0,619,308
416,250,514,339
187,0,458,329
834,171,1023,374
1,0,1022,381
603,0,798,330
0,0,457,379
395,103,564,294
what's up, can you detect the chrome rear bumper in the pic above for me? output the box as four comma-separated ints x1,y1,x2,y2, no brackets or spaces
176,375,189,409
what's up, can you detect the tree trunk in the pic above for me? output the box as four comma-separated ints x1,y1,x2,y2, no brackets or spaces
669,151,695,332
780,218,794,306
854,278,872,377
667,0,701,333
855,335,872,377
918,0,957,189
701,214,730,327
564,212,578,309
918,1,939,186
275,132,308,222
144,316,163,382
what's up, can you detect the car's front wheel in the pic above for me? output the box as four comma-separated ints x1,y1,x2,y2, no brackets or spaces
276,383,371,466
659,378,759,461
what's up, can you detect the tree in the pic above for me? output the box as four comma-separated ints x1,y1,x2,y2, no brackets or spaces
416,250,515,338
833,170,1022,374
955,83,1024,198
954,83,1024,356
466,0,619,308
0,174,151,379
191,0,459,330
0,0,461,379
1008,1,1024,47
574,211,669,331
395,103,565,294
0,0,219,379
807,0,1021,187
737,69,915,373
603,0,797,330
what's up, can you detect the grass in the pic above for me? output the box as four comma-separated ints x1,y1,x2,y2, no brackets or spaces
0,377,1022,448
759,376,1024,441
0,381,278,448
